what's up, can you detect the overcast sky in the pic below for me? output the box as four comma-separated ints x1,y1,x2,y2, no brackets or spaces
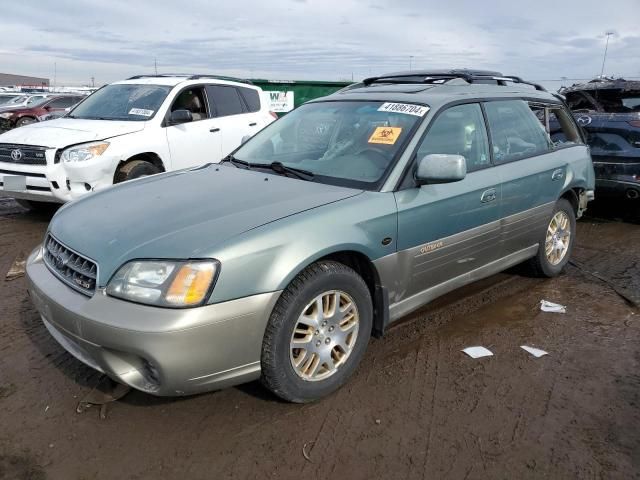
1,0,638,90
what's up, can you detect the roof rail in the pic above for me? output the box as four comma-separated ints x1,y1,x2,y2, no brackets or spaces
126,73,253,85
362,69,546,91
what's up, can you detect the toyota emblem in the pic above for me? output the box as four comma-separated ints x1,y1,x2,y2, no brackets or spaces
10,149,23,162
576,115,592,126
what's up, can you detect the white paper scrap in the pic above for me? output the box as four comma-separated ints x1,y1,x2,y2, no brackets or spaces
521,345,549,358
461,346,493,359
540,300,566,313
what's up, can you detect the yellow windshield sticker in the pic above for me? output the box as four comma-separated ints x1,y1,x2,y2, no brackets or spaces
368,127,402,145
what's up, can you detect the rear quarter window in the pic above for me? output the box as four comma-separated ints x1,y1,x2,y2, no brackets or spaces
238,87,261,113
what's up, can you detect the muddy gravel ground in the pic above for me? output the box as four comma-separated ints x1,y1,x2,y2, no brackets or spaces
0,197,638,480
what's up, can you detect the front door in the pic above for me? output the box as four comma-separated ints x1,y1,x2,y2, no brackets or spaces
393,103,501,306
165,86,222,169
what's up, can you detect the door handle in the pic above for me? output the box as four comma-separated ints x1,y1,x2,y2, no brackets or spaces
209,127,220,133
249,122,257,127
551,168,564,181
481,188,497,203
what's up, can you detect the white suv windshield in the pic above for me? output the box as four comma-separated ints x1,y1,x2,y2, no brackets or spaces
233,101,425,189
68,84,171,121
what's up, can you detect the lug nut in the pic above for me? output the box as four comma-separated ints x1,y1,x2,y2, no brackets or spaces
325,338,331,344
316,340,321,347
329,326,335,332
315,330,319,335
322,321,327,327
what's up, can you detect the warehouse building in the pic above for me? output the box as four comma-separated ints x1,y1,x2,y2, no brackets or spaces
0,72,49,89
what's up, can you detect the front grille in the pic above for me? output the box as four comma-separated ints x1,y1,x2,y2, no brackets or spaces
43,235,97,296
0,143,48,165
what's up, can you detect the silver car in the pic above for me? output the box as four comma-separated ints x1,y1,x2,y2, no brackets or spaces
26,70,595,402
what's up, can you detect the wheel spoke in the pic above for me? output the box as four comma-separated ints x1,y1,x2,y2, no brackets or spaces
290,289,360,382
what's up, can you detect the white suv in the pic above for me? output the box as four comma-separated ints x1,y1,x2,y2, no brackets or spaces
0,74,276,207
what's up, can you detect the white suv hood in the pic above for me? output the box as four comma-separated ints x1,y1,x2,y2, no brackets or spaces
0,118,146,148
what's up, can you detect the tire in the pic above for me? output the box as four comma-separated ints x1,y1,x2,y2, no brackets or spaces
114,159,161,183
528,198,576,277
16,117,37,128
261,261,373,403
15,199,58,213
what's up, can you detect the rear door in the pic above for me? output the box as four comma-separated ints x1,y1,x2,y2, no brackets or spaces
394,102,501,301
205,84,256,157
483,100,579,256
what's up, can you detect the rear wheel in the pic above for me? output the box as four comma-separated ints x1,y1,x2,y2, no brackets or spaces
528,198,576,277
114,160,160,183
261,261,372,403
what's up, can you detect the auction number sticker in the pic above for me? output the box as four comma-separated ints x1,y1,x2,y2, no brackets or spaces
368,126,403,145
128,108,154,117
378,103,429,117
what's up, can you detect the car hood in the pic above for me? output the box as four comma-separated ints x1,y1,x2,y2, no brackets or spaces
49,165,363,285
0,118,146,147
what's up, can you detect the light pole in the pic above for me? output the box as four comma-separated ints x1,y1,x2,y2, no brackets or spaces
600,31,615,78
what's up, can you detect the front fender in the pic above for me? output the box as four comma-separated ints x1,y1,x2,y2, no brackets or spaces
207,191,399,304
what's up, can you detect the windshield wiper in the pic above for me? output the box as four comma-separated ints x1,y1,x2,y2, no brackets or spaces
255,161,314,181
222,154,252,169
222,157,314,181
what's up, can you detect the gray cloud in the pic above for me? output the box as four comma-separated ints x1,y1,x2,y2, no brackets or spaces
1,0,639,88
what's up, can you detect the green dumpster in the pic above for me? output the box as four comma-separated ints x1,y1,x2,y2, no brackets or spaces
250,79,352,116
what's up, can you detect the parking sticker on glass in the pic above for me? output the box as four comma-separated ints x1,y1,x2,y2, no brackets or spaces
378,103,429,117
128,108,154,117
368,127,402,145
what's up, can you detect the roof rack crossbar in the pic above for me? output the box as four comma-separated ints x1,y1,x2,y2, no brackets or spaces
126,73,252,84
362,72,547,91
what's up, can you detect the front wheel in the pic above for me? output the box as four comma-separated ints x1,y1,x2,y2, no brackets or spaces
261,261,372,403
114,160,160,183
528,198,576,277
15,199,58,213
16,117,37,128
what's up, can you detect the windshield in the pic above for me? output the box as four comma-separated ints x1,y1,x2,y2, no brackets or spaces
0,95,21,105
26,96,48,107
233,101,426,189
68,84,171,121
7,96,26,105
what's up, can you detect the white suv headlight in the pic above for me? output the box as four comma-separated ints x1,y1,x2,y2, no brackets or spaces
106,260,219,307
61,141,109,163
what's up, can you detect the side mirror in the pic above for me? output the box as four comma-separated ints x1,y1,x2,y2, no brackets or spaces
241,134,252,145
415,154,467,185
169,109,193,125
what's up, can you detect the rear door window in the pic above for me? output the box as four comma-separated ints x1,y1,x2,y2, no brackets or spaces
484,100,551,164
206,85,246,117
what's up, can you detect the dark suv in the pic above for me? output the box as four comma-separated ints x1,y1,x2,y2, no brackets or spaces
0,95,85,131
559,78,640,200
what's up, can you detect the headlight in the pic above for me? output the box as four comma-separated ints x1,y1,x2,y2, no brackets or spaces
106,260,219,307
61,141,109,163
0,112,12,119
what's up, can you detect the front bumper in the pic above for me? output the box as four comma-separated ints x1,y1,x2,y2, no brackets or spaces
0,149,121,203
26,246,281,396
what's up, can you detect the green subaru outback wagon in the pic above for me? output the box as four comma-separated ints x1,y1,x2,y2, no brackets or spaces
27,70,595,402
